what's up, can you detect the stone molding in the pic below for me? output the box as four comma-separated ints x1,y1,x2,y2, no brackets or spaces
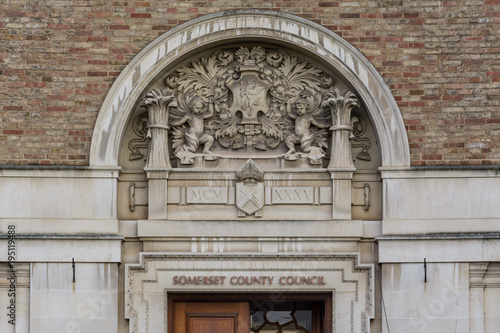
377,235,500,263
126,252,374,333
90,10,409,168
379,168,500,179
0,236,123,262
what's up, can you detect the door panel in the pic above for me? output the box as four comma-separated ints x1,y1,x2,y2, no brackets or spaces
190,317,233,333
174,302,249,333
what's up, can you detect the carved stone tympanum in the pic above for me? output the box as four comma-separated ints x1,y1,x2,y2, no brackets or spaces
133,45,369,169
164,46,336,165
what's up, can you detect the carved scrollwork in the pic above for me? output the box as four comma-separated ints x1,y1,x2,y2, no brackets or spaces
162,45,337,165
350,116,372,161
128,112,149,161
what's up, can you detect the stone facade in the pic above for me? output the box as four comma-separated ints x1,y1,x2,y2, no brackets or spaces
0,3,499,333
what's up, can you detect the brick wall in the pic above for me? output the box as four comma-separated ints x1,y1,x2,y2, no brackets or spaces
1,0,499,166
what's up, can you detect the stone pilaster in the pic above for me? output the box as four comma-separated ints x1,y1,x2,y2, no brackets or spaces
470,262,488,333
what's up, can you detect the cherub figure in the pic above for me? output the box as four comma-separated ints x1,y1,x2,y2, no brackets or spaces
266,101,285,121
285,98,330,164
171,96,216,164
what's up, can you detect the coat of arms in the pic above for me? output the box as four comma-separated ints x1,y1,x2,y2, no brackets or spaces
164,46,334,164
235,159,264,217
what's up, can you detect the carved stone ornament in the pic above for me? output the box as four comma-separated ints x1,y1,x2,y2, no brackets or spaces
321,88,360,169
350,116,372,161
140,89,177,169
235,159,264,217
128,112,148,161
163,46,337,165
236,159,263,182
136,46,367,168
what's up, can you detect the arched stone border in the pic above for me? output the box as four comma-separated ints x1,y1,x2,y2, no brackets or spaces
90,10,410,168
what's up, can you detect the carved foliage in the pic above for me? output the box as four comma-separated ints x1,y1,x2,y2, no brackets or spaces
128,46,374,167
321,89,360,169
140,89,177,168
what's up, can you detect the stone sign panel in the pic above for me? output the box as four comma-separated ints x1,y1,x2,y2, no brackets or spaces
126,253,374,333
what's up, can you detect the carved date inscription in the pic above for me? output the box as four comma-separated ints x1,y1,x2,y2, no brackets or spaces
272,187,313,204
187,187,227,204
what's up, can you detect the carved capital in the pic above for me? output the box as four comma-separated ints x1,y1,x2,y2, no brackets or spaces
322,89,360,128
470,262,489,287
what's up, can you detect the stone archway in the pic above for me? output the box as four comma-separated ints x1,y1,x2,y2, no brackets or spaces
89,10,409,169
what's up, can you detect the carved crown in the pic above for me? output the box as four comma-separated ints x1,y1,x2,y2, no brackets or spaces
236,159,264,182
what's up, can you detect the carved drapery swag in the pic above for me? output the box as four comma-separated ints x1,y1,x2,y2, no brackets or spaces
140,46,363,167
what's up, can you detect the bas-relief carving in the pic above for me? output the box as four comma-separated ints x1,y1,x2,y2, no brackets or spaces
127,45,375,169
139,89,177,169
165,46,335,166
128,113,148,161
119,45,380,220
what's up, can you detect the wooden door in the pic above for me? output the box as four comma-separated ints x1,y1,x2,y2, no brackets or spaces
173,302,249,333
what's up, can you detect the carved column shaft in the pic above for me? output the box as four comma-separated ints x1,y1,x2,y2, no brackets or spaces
330,129,354,169
146,125,170,169
330,170,355,220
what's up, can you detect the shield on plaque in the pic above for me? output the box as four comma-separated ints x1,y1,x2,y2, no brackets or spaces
228,71,271,124
236,182,264,215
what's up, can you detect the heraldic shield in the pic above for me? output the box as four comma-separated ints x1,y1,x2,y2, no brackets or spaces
236,182,264,215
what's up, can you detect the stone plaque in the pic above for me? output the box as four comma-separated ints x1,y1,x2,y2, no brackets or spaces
186,187,228,204
272,187,314,204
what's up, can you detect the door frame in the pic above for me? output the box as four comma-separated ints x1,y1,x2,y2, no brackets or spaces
168,292,333,333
